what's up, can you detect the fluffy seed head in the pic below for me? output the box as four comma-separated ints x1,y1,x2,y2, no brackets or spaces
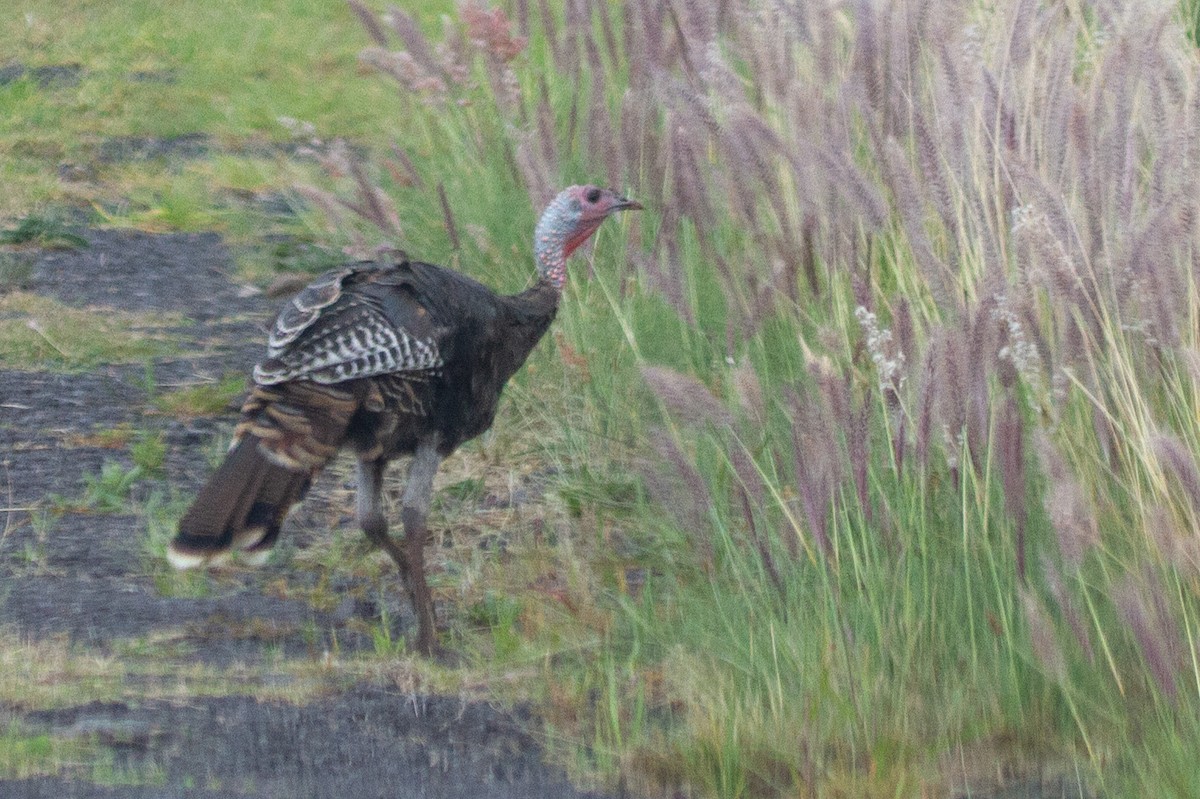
535,185,642,288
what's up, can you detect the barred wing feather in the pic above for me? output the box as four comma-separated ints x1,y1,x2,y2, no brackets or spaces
253,264,445,386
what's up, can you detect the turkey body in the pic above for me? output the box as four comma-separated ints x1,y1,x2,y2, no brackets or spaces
171,257,557,654
330,258,559,460
171,183,640,655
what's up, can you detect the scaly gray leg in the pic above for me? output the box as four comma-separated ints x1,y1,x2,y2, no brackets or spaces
357,457,410,572
401,437,442,656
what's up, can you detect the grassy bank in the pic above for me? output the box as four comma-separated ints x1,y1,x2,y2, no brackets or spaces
3,0,1200,796
353,1,1200,795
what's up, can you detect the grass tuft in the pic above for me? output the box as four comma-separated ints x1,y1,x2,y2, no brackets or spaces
0,293,182,371
154,374,246,418
0,215,87,249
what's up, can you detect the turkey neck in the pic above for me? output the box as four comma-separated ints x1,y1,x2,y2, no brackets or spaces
499,277,560,368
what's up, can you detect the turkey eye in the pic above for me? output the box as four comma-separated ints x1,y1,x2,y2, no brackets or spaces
585,187,601,203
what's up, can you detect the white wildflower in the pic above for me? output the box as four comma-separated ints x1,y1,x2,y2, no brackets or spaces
855,306,906,394
961,24,984,63
943,426,964,470
1010,203,1038,234
992,295,1041,384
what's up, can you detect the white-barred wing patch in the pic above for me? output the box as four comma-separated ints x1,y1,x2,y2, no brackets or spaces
267,267,352,355
254,302,443,386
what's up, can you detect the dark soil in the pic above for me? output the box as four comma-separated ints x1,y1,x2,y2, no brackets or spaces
94,134,213,164
87,131,359,168
0,227,616,799
128,69,180,85
9,689,601,799
0,62,84,88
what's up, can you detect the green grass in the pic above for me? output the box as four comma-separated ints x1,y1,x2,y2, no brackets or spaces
0,724,96,781
0,623,459,721
0,292,183,370
0,0,456,224
0,720,170,786
76,430,165,512
0,214,88,248
154,373,245,418
0,251,36,290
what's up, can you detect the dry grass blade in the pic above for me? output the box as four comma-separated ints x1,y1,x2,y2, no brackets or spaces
1020,586,1066,679
346,158,403,239
595,0,620,67
1035,432,1099,567
1043,558,1094,662
935,330,968,477
655,235,696,326
914,342,938,472
514,133,553,209
997,395,1027,579
1153,432,1200,517
535,84,559,180
817,147,888,232
731,361,765,424
436,183,460,252
388,144,424,188
295,184,366,253
663,0,699,80
786,386,837,557
723,440,789,594
849,402,870,521
880,136,955,307
586,66,621,188
294,183,347,226
536,0,563,72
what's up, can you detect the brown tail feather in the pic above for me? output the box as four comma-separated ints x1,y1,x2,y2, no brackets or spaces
169,381,360,568
168,436,311,567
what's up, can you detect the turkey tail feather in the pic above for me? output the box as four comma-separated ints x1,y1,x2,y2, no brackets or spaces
169,436,311,567
169,381,360,568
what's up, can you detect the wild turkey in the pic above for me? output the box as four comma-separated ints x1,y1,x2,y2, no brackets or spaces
169,185,641,655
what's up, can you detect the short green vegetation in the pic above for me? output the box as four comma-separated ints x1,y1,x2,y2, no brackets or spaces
0,215,87,248
0,252,35,291
0,0,430,217
154,374,246,418
0,293,182,370
0,724,95,781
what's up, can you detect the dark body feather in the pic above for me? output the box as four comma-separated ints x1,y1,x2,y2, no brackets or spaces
171,257,558,567
358,260,560,457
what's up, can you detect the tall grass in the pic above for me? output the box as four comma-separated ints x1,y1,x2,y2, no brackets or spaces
334,1,1200,795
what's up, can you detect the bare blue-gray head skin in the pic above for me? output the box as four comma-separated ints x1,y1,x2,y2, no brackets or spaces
534,185,642,289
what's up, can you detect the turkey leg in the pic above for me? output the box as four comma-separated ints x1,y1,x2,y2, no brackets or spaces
356,457,407,568
400,438,441,655
356,446,441,655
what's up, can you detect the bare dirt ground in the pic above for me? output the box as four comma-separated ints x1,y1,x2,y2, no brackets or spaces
0,227,614,798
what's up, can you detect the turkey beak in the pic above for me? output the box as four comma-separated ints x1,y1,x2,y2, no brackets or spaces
610,195,643,213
